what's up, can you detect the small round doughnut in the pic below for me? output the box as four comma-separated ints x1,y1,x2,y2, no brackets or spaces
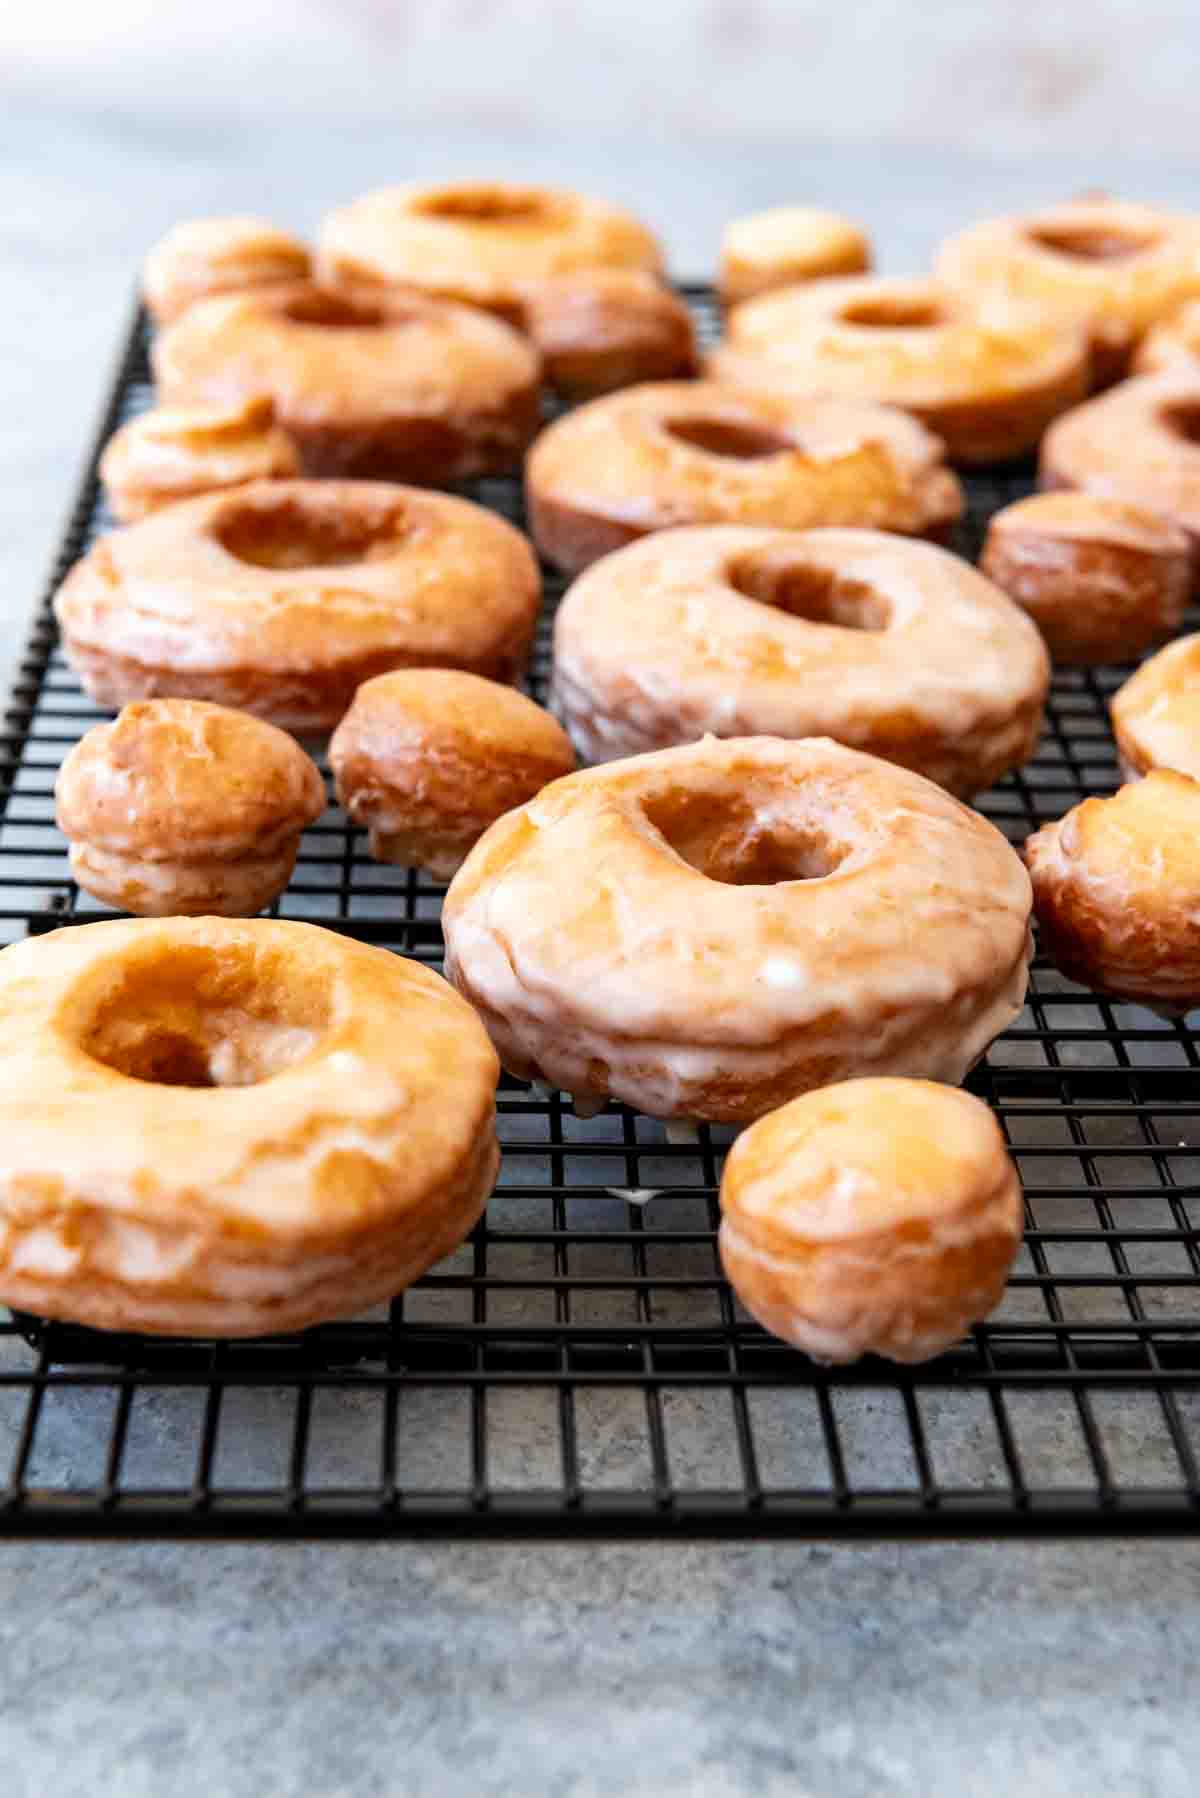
709,275,1089,463
56,700,325,917
1110,633,1200,780
0,916,499,1337
936,198,1200,385
1135,299,1200,375
1026,772,1200,1012
153,281,540,483
525,380,964,574
720,206,871,310
99,395,300,523
143,216,312,325
980,492,1191,666
718,1078,1022,1364
519,269,697,398
1039,370,1200,558
552,526,1048,796
318,181,663,321
330,670,576,878
442,736,1033,1125
54,479,541,735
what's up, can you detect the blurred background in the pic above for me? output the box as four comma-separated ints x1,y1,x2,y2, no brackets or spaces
3,0,1199,674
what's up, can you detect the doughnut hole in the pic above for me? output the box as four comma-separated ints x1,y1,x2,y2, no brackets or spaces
641,787,850,885
1026,222,1160,262
727,550,891,631
663,416,794,460
840,294,944,329
215,491,409,569
1161,401,1200,446
276,289,388,329
414,184,555,225
77,942,332,1088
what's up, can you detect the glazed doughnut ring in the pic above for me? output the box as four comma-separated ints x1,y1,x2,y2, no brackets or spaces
153,282,540,483
99,395,300,524
551,526,1049,796
935,197,1200,385
1039,370,1200,557
443,736,1034,1125
54,479,541,735
0,917,500,1336
709,275,1089,463
318,180,663,321
143,216,312,325
525,380,964,574
1111,633,1200,780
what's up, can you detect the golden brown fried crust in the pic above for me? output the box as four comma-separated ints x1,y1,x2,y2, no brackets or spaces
1111,633,1200,780
99,395,300,523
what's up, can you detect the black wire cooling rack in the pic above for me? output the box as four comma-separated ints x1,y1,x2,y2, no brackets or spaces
1,287,1199,1539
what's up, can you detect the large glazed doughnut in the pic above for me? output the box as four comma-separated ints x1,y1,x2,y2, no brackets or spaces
153,282,540,483
54,480,541,734
1039,371,1200,557
709,276,1089,462
1111,633,1200,780
552,526,1048,796
1026,773,1200,1012
99,396,300,524
56,700,326,917
318,181,663,321
718,1079,1022,1364
980,492,1191,666
0,917,499,1336
525,381,964,573
720,206,871,309
936,197,1200,385
144,216,311,325
443,736,1033,1124
520,269,697,398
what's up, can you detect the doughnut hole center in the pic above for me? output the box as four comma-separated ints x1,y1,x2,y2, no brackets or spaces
1162,401,1200,445
278,289,387,329
642,789,848,885
1027,223,1159,262
840,294,943,329
665,416,793,460
416,184,551,225
79,944,331,1088
728,552,890,630
216,494,408,568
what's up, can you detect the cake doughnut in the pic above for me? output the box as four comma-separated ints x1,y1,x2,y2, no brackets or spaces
318,181,663,322
56,700,326,917
718,1078,1022,1364
519,269,697,398
0,916,499,1336
54,480,541,735
525,381,964,574
330,670,576,877
980,492,1191,666
442,736,1033,1124
99,395,300,523
936,198,1200,386
720,206,871,310
1135,299,1200,375
144,217,312,326
1039,371,1200,559
1111,634,1200,780
1026,773,1200,1012
709,275,1089,463
153,282,540,483
552,526,1048,796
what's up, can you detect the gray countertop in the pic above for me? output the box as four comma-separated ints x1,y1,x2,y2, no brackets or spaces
3,99,1200,1796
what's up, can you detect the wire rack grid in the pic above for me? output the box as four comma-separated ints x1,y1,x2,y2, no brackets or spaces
1,288,1199,1539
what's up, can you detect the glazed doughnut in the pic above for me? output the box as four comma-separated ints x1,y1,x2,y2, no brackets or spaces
1135,299,1200,375
720,207,871,309
718,1078,1022,1364
1039,371,1200,558
0,917,499,1336
153,282,540,483
525,380,964,574
936,197,1200,385
1111,634,1200,780
54,480,541,735
99,395,300,523
709,276,1089,463
443,736,1033,1124
330,670,576,877
552,527,1048,796
520,269,697,398
1026,772,1200,1012
56,700,326,917
980,492,1191,666
144,216,312,325
318,181,663,322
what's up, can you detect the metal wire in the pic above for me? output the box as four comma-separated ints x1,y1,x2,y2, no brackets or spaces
1,291,1198,1539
